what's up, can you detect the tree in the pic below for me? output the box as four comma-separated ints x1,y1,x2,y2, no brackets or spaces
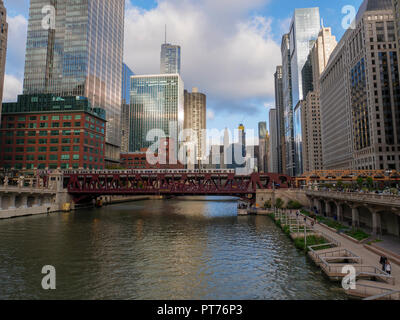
275,198,284,209
264,200,272,209
366,177,374,190
356,177,364,188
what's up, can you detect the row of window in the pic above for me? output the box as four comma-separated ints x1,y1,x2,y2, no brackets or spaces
1,163,104,170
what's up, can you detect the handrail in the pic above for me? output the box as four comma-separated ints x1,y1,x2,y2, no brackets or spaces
363,290,400,300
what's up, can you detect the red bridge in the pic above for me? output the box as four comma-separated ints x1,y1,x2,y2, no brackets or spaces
63,170,292,200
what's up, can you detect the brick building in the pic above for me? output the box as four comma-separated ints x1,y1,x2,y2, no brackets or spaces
0,94,106,171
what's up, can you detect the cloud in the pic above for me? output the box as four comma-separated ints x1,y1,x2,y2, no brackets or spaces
207,110,215,121
3,74,23,102
124,0,280,115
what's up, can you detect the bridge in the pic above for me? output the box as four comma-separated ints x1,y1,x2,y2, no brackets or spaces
63,170,292,201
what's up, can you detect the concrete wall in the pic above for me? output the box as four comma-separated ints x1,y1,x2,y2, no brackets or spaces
256,189,311,208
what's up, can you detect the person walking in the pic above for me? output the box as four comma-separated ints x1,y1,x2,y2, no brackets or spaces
385,260,391,275
380,256,387,271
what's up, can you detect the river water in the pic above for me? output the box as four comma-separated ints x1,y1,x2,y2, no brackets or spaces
0,197,348,300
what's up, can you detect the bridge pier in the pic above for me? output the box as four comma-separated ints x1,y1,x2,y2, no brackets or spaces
8,194,16,210
325,201,332,217
0,195,2,210
20,195,28,209
334,201,343,222
371,210,382,236
351,206,360,228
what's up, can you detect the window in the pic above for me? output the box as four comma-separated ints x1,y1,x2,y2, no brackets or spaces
16,139,25,145
63,130,71,136
75,115,81,120
38,155,46,161
18,116,26,121
16,147,24,153
40,116,48,121
49,155,58,161
74,138,80,143
39,131,48,136
52,123,60,128
26,155,35,161
63,122,71,127
62,146,70,152
40,123,48,128
15,155,24,161
27,147,35,152
73,155,80,160
50,138,59,144
50,147,58,152
62,138,71,144
29,116,37,121
29,123,36,128
51,131,59,136
52,116,60,120
73,146,80,152
61,154,70,160
75,122,81,127
38,147,47,152
39,139,47,144
63,115,72,120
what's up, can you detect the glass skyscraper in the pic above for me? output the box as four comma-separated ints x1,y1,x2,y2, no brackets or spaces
23,0,125,161
286,8,320,175
121,63,134,153
160,43,181,74
130,74,184,153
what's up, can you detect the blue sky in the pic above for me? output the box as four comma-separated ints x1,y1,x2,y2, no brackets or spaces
3,0,364,144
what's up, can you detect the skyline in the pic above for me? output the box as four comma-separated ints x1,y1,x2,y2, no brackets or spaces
3,0,363,144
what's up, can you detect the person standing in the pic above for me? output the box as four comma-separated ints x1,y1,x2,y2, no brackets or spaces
380,256,387,271
385,260,391,275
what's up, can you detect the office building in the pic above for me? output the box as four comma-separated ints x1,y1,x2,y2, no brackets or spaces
274,66,285,173
288,8,321,176
121,63,134,153
393,0,400,70
0,0,7,122
184,88,206,166
301,27,337,173
0,94,106,170
281,34,294,176
130,74,184,155
321,0,399,170
161,43,181,75
269,109,279,173
23,0,125,163
258,121,268,172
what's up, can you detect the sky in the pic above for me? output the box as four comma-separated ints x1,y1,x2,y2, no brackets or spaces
3,0,364,145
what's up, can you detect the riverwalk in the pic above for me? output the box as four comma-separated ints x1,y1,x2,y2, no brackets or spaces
270,209,400,300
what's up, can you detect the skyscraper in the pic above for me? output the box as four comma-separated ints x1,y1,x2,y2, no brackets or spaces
130,74,184,155
121,63,134,153
23,0,125,163
184,88,206,166
393,0,400,71
288,8,321,176
301,27,337,173
0,0,7,122
281,34,294,176
269,109,279,173
161,43,181,75
274,66,285,173
321,0,399,171
258,121,267,172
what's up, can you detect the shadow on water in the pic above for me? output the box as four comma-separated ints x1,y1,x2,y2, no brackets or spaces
0,197,349,300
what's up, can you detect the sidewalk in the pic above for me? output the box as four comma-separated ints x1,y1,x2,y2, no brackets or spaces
297,211,400,295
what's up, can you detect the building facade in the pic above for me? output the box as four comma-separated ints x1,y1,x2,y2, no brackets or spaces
121,63,134,153
0,94,106,171
184,88,206,166
0,0,7,122
161,43,181,75
301,27,337,173
268,109,279,173
393,0,400,70
288,8,321,176
258,121,267,172
321,0,399,171
274,66,285,173
281,34,295,176
130,74,184,155
23,0,125,162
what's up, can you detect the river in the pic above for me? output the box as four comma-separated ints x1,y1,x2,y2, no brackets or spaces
0,197,348,300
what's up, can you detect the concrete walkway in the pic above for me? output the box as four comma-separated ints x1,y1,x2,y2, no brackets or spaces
294,211,400,298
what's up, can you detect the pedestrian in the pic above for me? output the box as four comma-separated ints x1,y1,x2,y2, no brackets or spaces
379,256,387,271
296,210,299,219
385,260,391,275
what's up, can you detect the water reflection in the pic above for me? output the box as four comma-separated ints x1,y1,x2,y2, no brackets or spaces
0,197,348,300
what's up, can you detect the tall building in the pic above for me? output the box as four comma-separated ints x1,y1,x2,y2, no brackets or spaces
0,0,7,122
269,109,279,173
258,121,267,172
301,27,337,173
394,0,400,70
121,63,134,153
288,8,321,176
22,0,125,163
281,34,294,176
161,43,181,75
0,94,106,170
130,74,184,156
184,88,206,166
238,123,246,158
321,0,399,171
274,66,285,173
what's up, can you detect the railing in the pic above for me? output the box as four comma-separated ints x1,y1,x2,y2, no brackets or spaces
348,283,400,300
356,266,395,285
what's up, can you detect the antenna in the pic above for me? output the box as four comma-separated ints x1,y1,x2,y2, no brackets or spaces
165,24,167,44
